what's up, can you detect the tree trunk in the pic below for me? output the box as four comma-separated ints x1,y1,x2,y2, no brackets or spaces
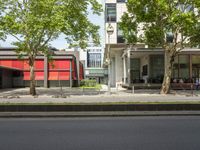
160,50,173,94
29,58,36,96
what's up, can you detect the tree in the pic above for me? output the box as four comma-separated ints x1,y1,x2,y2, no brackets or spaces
0,0,8,40
120,0,200,94
1,0,102,95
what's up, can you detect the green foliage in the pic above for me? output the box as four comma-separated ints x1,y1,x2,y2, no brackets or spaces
1,0,102,56
120,0,200,49
119,13,137,44
0,0,7,41
80,79,97,87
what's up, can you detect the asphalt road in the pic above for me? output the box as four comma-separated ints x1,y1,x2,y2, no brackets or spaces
0,116,200,150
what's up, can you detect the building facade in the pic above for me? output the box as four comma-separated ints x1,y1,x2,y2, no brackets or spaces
0,48,84,89
80,46,108,84
104,0,200,89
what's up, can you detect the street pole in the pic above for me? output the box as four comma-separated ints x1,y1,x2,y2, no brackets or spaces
108,34,111,95
106,23,114,95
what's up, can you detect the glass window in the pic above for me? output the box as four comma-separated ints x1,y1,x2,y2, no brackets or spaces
192,55,200,65
105,4,116,22
179,55,189,79
117,23,125,43
172,56,179,79
87,53,101,68
130,58,140,83
149,55,164,83
117,0,127,2
192,55,200,80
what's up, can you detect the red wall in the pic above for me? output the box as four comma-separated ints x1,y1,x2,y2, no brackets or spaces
0,58,84,81
48,59,70,80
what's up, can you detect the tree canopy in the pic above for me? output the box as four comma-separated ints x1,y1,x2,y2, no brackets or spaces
120,0,200,94
120,0,200,49
2,0,102,52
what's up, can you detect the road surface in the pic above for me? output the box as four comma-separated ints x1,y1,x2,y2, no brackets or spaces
0,116,200,150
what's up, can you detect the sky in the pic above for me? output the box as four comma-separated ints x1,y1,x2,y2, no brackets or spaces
0,0,104,49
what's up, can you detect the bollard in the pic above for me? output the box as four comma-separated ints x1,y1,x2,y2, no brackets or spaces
82,87,84,95
132,86,134,94
191,84,194,96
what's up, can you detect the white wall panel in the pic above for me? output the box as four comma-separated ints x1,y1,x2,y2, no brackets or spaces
106,0,116,3
116,3,127,22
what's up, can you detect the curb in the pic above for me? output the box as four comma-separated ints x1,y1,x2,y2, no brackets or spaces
1,104,200,112
1,111,200,118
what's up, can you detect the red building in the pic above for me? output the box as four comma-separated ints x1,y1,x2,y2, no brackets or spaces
0,48,84,89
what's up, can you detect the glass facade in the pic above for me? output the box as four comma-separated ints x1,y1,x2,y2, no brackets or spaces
130,58,140,83
129,54,200,84
192,55,200,81
172,55,200,83
149,55,164,83
105,4,116,22
87,53,101,68
172,55,190,82
179,55,189,79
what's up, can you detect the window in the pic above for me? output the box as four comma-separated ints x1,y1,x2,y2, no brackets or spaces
177,4,194,13
192,55,200,80
142,65,148,76
173,56,179,79
87,53,101,68
179,55,189,79
172,55,190,81
117,0,127,2
105,4,116,22
149,55,164,83
166,32,174,43
117,23,125,43
130,58,140,83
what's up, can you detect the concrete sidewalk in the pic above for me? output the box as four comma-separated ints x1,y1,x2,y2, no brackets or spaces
0,87,200,104
1,87,200,118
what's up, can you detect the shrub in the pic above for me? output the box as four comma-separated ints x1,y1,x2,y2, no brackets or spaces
80,79,97,87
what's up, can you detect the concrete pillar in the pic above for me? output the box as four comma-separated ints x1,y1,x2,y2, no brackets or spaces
115,52,123,87
123,56,127,84
127,50,131,86
111,57,116,87
44,56,48,88
70,60,72,88
75,52,80,86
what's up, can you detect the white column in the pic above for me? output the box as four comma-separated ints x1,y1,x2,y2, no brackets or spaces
123,56,127,84
115,52,123,87
127,50,131,86
111,57,116,87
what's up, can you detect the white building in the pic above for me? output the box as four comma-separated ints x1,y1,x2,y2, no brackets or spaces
104,0,200,89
